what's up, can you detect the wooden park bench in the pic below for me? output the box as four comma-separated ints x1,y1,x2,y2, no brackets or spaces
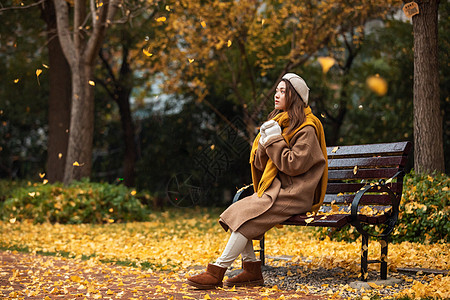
233,141,412,281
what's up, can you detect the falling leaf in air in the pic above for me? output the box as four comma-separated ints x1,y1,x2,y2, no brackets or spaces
131,190,137,196
227,40,232,47
58,153,63,159
200,21,206,28
353,165,358,175
89,80,95,86
165,5,170,11
36,69,42,85
73,161,85,167
43,179,49,184
318,56,335,74
28,192,36,197
143,48,153,57
14,78,19,83
188,58,195,64
156,16,166,22
39,172,46,178
42,63,49,69
332,146,339,153
366,74,388,96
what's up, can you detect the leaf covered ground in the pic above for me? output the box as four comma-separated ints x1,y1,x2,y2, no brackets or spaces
1,207,449,299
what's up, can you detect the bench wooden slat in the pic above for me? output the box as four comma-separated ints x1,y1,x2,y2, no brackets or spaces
358,214,389,224
282,211,389,228
328,156,408,169
323,194,396,205
320,205,391,214
282,214,352,228
326,182,403,194
328,168,400,180
326,142,411,157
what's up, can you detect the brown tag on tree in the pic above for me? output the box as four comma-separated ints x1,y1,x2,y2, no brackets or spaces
403,2,420,18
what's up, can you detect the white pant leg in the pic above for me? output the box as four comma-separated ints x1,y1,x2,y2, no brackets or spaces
214,231,249,268
241,239,258,262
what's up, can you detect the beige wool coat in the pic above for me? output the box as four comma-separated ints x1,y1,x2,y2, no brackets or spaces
219,125,326,240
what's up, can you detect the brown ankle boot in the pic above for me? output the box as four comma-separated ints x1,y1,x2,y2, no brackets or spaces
187,263,227,289
224,260,264,287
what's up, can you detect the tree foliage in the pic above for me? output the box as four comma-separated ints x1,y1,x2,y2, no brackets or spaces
0,1,49,179
147,0,402,130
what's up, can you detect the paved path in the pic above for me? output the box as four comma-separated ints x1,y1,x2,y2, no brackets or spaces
0,251,326,299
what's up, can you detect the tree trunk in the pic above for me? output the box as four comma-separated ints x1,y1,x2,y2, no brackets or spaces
115,45,136,187
53,0,119,184
116,87,136,187
63,62,95,183
40,0,71,183
412,0,444,173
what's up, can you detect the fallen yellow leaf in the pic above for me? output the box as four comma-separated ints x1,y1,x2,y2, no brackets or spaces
367,282,381,289
304,217,315,224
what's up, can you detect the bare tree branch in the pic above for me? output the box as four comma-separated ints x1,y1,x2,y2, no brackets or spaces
0,0,44,12
53,0,76,67
85,0,119,64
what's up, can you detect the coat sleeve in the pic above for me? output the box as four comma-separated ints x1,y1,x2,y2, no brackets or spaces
253,144,269,171
264,126,325,177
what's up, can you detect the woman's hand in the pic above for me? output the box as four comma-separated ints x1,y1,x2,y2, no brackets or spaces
259,120,281,146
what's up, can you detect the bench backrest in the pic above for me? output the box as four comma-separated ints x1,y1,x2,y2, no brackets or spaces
321,141,412,213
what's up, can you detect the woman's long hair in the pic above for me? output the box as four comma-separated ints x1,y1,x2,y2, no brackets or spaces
267,79,306,134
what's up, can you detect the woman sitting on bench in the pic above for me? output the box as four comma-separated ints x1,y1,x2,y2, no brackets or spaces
187,73,328,289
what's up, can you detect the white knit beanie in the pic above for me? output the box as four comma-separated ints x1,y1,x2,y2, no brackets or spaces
282,73,310,106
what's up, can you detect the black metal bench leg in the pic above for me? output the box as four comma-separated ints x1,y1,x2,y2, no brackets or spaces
260,235,265,266
380,236,389,280
361,233,369,281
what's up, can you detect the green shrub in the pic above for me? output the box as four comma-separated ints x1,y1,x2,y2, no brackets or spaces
0,179,151,224
316,171,449,244
393,171,449,243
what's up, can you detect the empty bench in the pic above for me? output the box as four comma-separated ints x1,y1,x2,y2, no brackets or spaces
233,141,412,281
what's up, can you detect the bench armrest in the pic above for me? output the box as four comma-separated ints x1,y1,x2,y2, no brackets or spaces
232,184,254,203
350,181,400,238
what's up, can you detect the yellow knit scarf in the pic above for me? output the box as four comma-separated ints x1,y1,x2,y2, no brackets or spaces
249,106,328,212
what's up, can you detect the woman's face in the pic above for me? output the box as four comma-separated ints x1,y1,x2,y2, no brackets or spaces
274,81,286,111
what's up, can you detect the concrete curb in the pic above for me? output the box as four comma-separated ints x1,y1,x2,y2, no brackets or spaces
349,277,403,289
